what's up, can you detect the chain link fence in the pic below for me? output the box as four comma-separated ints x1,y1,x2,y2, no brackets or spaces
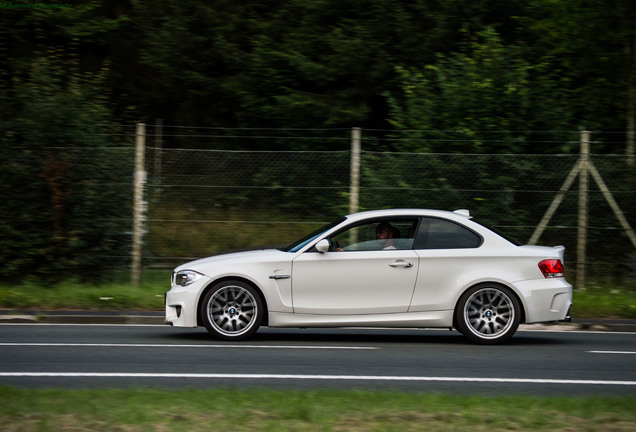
143,128,636,285
3,127,635,284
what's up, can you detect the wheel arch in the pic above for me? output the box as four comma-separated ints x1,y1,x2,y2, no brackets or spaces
196,276,269,327
452,281,526,328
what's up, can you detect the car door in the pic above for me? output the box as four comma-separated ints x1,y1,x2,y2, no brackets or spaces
290,218,420,314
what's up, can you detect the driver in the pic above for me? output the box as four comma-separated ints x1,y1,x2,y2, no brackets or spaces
376,222,397,250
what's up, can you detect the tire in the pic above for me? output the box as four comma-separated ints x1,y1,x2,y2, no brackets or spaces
201,280,263,341
455,284,521,345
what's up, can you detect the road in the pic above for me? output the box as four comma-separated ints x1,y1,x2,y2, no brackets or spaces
1,324,635,395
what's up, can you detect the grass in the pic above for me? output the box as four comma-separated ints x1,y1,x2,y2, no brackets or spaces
0,271,169,311
573,282,636,319
0,387,634,432
147,207,327,258
0,273,634,318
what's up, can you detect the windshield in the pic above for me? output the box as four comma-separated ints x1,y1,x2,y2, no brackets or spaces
281,219,344,252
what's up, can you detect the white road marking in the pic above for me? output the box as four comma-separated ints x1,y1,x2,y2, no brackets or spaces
0,372,634,386
0,342,376,350
588,351,636,355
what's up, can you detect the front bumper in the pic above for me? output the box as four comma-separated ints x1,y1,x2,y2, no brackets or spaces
164,276,210,327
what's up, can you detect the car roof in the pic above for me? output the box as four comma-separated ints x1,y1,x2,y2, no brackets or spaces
345,208,471,222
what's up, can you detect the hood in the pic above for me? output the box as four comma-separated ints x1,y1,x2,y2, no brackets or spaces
175,249,289,272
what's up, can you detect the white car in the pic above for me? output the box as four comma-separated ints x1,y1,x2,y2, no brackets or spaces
165,209,572,344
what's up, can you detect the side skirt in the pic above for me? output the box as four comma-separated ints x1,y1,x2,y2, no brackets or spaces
267,310,454,329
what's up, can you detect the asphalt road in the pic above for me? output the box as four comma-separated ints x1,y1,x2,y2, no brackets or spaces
1,323,635,395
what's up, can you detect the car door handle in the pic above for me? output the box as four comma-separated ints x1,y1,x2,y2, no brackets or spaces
389,261,413,268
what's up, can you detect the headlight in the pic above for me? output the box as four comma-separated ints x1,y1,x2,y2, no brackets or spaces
173,270,204,287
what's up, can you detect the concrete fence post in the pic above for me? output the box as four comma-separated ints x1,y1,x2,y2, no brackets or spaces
132,123,146,286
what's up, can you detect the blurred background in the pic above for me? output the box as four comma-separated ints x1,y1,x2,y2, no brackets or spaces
1,1,635,287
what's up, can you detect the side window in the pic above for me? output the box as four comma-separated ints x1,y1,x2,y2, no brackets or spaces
414,217,482,249
329,218,418,251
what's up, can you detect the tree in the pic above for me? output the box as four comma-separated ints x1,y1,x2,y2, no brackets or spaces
0,4,132,280
522,0,636,160
122,0,530,142
387,28,576,153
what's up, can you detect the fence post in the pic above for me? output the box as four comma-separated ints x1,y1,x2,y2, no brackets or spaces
528,158,582,245
577,131,590,289
132,123,146,286
350,127,361,215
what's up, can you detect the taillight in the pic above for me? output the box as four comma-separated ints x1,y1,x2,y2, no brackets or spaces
538,259,564,278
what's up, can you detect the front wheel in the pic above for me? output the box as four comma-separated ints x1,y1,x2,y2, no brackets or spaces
455,284,521,345
201,280,263,340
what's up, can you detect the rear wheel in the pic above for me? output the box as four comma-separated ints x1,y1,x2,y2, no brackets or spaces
201,280,263,340
455,284,520,345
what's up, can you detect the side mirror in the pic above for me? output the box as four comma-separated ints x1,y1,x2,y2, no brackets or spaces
315,239,330,253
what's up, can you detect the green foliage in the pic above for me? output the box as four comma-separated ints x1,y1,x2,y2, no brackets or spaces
1,1,634,281
387,28,577,154
123,0,538,132
381,24,636,257
3,1,632,140
521,0,636,139
0,34,131,281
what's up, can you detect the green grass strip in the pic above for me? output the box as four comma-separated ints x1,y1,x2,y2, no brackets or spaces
1,387,635,431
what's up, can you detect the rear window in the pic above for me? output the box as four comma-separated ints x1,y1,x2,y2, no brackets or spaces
414,217,483,249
